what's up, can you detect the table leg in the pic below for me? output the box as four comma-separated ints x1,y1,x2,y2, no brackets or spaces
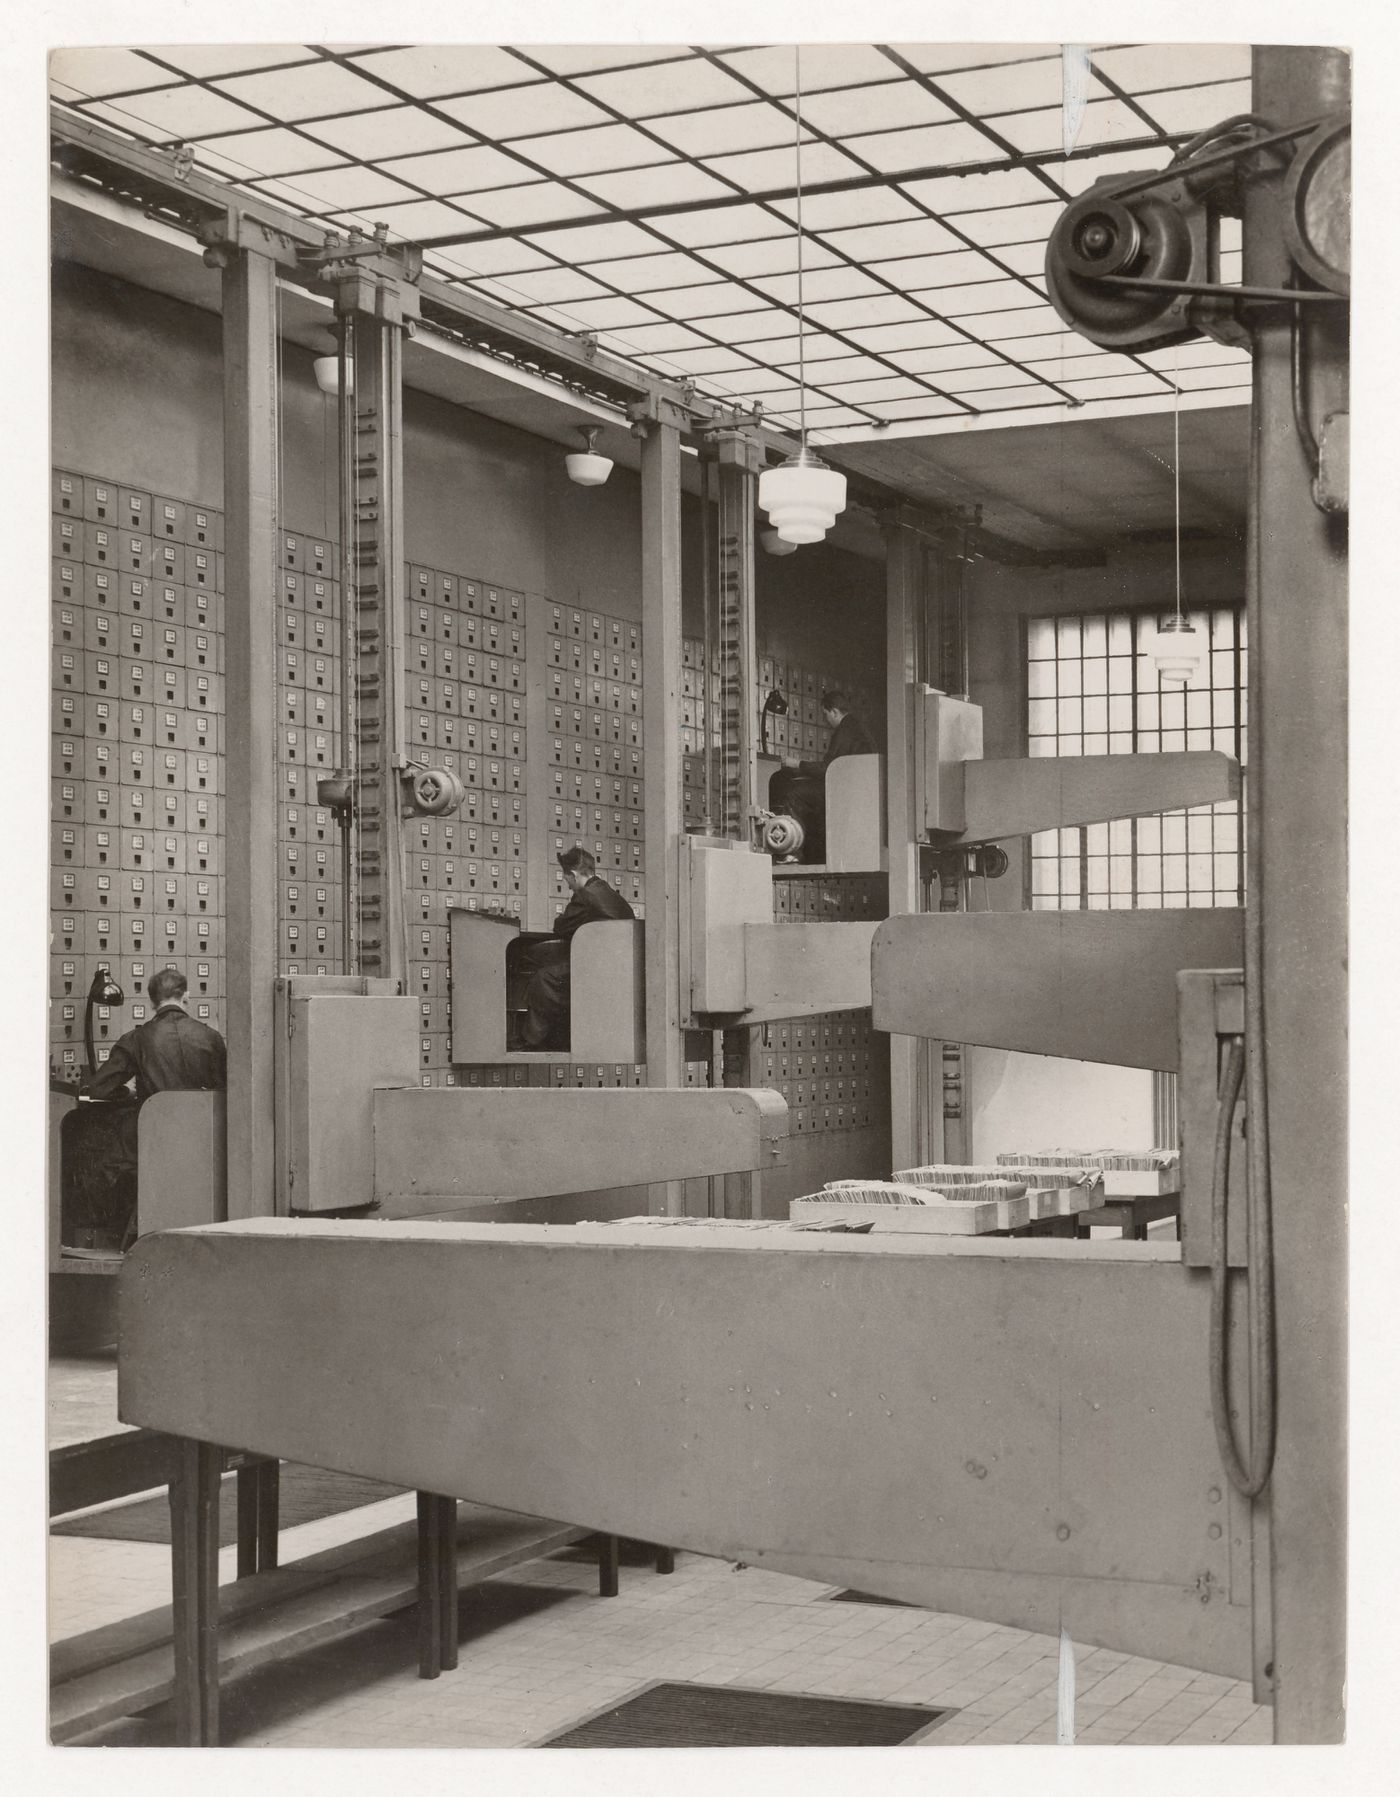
598,1533,620,1598
654,1546,675,1576
235,1463,258,1580
169,1437,221,1746
255,1460,280,1572
437,1497,459,1672
417,1492,443,1678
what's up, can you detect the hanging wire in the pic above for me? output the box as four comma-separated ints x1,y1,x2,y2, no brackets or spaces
1172,341,1184,626
793,45,807,450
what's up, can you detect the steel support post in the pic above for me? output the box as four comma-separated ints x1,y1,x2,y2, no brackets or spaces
1248,45,1350,1744
641,409,686,1215
715,431,763,1217
221,246,280,1219
883,517,936,1172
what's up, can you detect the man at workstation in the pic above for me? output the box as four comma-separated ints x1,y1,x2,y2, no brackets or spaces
518,846,635,1051
78,968,227,1250
767,687,879,864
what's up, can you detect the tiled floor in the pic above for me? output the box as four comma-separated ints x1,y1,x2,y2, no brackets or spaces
49,1354,1274,1749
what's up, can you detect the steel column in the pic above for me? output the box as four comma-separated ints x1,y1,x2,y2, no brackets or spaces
714,432,762,836
1247,45,1350,1744
883,517,936,1171
221,246,280,1219
641,408,686,1215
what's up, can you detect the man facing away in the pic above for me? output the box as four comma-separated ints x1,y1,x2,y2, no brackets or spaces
519,846,635,1051
767,686,878,864
79,967,227,1249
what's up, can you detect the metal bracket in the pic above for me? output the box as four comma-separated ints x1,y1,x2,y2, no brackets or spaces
197,206,302,272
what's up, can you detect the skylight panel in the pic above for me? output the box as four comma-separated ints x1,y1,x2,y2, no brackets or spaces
578,163,735,209
888,45,1060,75
1093,43,1250,94
573,58,754,118
770,351,891,383
702,140,864,193
952,200,1064,246
644,101,798,158
439,83,612,138
989,96,1155,155
214,60,391,119
695,308,813,344
658,203,799,247
1024,352,1138,380
523,221,671,261
520,123,677,178
332,198,483,241
847,319,963,351
796,404,869,429
1063,373,1174,400
944,362,1047,392
379,144,538,194
936,56,1067,114
861,394,968,419
1171,365,1252,392
344,45,536,97
750,266,884,305
656,345,763,374
804,294,927,330
51,47,176,97
478,266,611,305
843,119,1001,174
533,295,660,329
799,79,953,136
870,249,1002,288
256,165,423,212
700,236,841,278
822,374,930,402
523,45,693,76
901,164,1053,213
963,303,1065,339
429,236,553,276
886,342,1002,374
949,385,1050,411
819,217,960,260
586,251,718,291
458,183,605,228
85,85,267,139
637,283,772,320
1135,80,1254,133
135,46,320,80
931,280,1043,317
767,186,919,230
597,321,711,352
716,44,904,94
744,331,852,364
301,105,469,160
195,126,350,179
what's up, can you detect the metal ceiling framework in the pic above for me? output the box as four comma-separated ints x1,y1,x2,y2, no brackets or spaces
49,41,1254,443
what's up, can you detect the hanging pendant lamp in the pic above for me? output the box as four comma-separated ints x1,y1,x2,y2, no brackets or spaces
757,47,846,548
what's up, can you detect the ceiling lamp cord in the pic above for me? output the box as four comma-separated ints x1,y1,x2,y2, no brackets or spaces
1173,344,1183,628
794,45,807,450
755,44,848,546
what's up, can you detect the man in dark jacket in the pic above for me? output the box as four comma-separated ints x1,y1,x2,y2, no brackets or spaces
520,846,635,1050
767,687,878,864
78,968,227,1248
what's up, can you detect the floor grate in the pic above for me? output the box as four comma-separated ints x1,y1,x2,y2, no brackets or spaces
538,1680,950,1748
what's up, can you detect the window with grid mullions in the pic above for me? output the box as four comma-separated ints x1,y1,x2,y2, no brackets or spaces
1026,606,1246,911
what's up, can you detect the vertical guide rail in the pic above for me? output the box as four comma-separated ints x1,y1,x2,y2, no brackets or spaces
221,244,280,1218
641,405,686,1215
714,433,762,838
1247,45,1350,1743
883,516,936,1171
334,276,414,988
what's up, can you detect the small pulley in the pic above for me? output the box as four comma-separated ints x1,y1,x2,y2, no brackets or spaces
759,812,805,860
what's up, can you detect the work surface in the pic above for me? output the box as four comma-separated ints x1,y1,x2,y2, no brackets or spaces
118,1216,1242,1679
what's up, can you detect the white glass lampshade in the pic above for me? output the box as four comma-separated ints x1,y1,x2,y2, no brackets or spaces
1146,615,1206,685
758,449,847,545
760,527,798,557
313,355,352,396
565,450,613,487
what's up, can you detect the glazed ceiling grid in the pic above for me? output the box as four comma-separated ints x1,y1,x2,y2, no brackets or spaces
50,42,1253,436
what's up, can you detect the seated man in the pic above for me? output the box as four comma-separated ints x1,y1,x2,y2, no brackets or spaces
519,846,636,1051
78,968,227,1249
766,686,878,864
